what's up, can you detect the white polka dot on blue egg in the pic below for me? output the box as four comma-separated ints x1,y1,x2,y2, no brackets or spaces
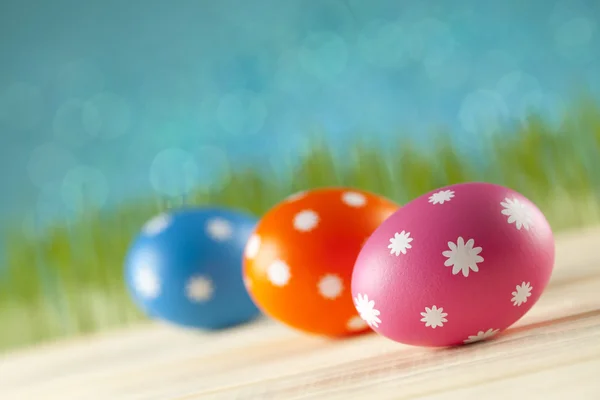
124,207,261,330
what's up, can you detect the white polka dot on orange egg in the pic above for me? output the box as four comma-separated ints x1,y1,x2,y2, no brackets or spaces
293,209,319,232
267,259,291,287
346,315,369,331
317,274,344,299
341,191,367,207
245,234,261,259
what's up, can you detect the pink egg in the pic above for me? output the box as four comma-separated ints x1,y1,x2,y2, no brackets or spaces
351,182,555,347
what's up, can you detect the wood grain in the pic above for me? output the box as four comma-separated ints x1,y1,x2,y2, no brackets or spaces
2,226,600,400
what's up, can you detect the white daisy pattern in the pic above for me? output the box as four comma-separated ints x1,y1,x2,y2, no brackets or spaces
185,275,214,303
420,305,448,329
245,234,261,259
346,315,369,331
428,190,455,205
293,210,319,232
354,293,382,328
317,274,344,299
206,218,233,241
501,197,533,231
267,259,291,287
341,191,367,207
511,282,533,306
142,214,172,236
134,265,161,299
443,237,484,277
463,328,500,344
388,230,413,256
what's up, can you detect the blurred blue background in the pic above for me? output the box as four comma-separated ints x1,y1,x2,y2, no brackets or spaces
1,0,598,228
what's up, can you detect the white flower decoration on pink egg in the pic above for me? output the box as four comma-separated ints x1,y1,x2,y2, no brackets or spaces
428,190,455,205
351,182,555,347
420,305,448,329
388,230,413,256
511,282,533,306
442,237,484,277
354,293,381,328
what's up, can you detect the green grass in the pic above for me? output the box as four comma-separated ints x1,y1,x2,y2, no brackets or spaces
2,98,600,352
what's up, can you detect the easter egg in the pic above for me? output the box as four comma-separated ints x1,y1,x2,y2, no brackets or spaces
351,182,555,347
243,187,399,337
124,207,261,330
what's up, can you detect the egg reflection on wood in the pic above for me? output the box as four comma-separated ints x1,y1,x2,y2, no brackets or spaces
124,207,261,330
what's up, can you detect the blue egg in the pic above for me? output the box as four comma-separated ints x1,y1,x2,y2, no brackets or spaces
124,207,261,330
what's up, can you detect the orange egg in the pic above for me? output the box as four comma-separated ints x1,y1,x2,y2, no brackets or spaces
243,187,399,337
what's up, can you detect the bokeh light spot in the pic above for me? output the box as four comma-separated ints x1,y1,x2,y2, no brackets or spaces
459,90,509,135
196,93,221,133
0,82,44,130
56,59,106,98
217,91,267,136
549,0,590,26
299,32,348,81
192,146,232,192
274,50,320,95
53,99,90,148
555,17,596,61
497,71,540,96
518,90,565,123
149,148,200,197
357,20,410,69
27,143,79,188
61,165,110,212
82,92,132,139
424,45,471,89
497,71,542,115
35,183,71,229
556,17,595,47
138,69,199,119
296,0,354,34
410,18,455,62
472,50,519,88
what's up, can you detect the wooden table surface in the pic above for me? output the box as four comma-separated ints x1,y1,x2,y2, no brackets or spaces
2,226,600,400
